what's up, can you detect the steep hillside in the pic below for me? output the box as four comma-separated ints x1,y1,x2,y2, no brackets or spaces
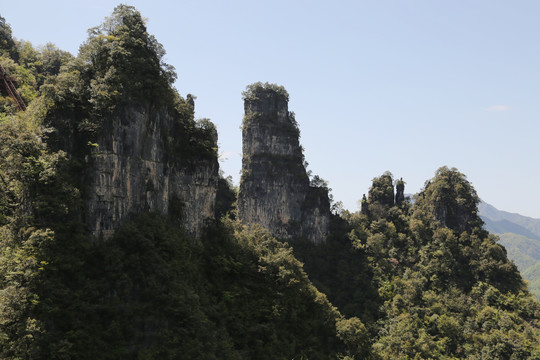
1,6,540,360
499,235,540,270
0,8,358,359
497,233,540,268
479,202,540,299
524,263,540,300
293,168,540,359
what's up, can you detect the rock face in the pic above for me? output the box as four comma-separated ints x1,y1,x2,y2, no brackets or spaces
237,83,330,244
85,103,218,239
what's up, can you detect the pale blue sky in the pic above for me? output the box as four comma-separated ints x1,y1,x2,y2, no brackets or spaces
3,1,540,218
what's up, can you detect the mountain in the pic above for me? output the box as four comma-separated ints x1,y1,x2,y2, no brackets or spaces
1,6,540,359
498,233,540,270
524,262,540,298
479,201,540,299
479,201,540,239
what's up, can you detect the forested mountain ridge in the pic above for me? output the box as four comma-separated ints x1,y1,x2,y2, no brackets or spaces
1,6,540,360
480,202,540,240
0,7,353,359
479,202,540,300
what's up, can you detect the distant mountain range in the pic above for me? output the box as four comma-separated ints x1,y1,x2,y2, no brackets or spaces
479,201,540,299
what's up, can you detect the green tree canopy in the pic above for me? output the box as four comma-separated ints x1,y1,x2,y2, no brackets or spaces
415,166,484,233
368,171,395,208
0,15,18,62
79,4,177,108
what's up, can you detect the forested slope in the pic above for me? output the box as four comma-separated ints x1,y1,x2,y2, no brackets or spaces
480,203,540,300
293,169,540,359
1,6,539,360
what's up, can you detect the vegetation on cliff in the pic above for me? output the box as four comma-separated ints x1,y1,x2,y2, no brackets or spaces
294,168,540,359
0,8,354,359
1,6,540,360
0,104,348,358
479,202,540,301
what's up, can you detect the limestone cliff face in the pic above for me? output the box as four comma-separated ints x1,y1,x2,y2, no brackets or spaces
85,103,218,239
237,84,330,244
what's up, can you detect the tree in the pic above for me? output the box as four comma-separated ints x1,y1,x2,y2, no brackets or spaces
79,4,177,108
395,178,405,206
39,43,73,77
415,166,483,233
368,172,395,208
0,16,18,62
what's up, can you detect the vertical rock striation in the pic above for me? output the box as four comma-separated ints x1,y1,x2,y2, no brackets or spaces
237,83,330,244
85,103,218,239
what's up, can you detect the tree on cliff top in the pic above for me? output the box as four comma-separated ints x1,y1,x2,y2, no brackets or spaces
242,82,289,101
414,166,484,234
78,4,177,108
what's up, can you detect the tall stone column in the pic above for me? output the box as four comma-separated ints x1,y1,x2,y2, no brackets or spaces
237,83,330,244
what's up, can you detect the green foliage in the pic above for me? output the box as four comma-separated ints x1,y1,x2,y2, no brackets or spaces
0,107,83,358
336,317,371,359
0,56,39,114
79,4,176,107
492,232,540,301
242,82,289,102
215,174,237,219
172,116,218,161
1,7,539,359
9,212,356,359
368,171,395,209
203,222,348,359
310,174,330,189
524,262,540,300
0,107,349,357
0,17,74,115
416,166,484,233
0,15,18,62
346,167,539,358
294,167,540,359
291,213,381,326
38,43,74,79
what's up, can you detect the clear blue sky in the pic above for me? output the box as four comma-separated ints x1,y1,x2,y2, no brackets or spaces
3,1,540,218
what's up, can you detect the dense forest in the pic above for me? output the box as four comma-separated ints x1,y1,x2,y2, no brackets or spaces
1,6,539,359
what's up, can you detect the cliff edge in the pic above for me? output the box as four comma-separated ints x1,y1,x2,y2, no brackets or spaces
85,103,218,239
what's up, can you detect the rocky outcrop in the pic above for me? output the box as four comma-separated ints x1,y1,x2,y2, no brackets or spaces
237,83,330,244
85,103,218,239
395,178,405,206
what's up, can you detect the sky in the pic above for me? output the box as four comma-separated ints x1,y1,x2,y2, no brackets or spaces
3,0,540,218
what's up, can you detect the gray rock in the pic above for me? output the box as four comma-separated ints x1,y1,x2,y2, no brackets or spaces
238,84,330,244
85,104,218,239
